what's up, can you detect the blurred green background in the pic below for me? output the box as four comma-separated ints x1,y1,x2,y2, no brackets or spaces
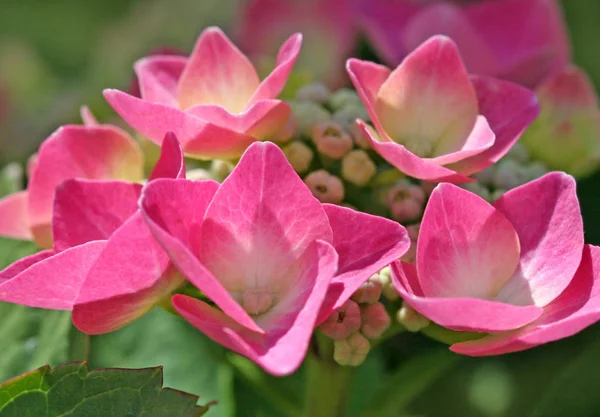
1,1,600,416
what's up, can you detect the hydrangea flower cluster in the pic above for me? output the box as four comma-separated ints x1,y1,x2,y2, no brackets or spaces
0,0,599,384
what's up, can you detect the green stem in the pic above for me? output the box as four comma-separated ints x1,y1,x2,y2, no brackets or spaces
303,336,353,417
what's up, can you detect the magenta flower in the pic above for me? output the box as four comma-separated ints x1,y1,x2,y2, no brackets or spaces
140,142,409,375
0,116,143,248
0,133,186,335
391,172,600,354
358,0,570,88
235,0,357,88
104,27,302,160
347,36,539,183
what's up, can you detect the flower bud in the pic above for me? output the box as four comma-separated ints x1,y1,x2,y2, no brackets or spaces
304,170,345,204
282,141,314,174
350,122,371,149
272,116,297,143
491,159,530,190
333,332,370,367
360,302,391,339
341,150,376,186
460,181,492,202
332,104,369,130
311,122,353,159
401,223,420,263
387,181,426,223
397,303,430,332
376,267,400,301
210,159,235,182
289,100,331,137
328,88,362,111
319,300,361,340
351,274,382,304
185,168,211,181
505,142,530,163
296,82,330,103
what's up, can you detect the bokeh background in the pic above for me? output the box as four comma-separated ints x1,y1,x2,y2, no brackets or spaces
1,1,600,416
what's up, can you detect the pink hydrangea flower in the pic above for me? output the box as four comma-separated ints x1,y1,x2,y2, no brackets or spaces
235,0,357,88
391,172,600,355
0,112,143,248
104,27,302,160
347,35,539,183
358,0,570,88
140,141,409,375
0,133,186,335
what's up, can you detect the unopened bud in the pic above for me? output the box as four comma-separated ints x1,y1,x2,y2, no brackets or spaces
319,300,361,340
460,181,491,202
282,141,314,174
210,159,234,182
289,101,331,137
296,82,331,103
377,267,400,301
311,122,353,159
360,302,391,339
341,150,376,186
185,168,211,181
304,170,345,204
272,116,297,143
350,122,371,149
505,142,530,163
387,181,426,222
333,332,370,366
492,159,530,190
351,275,382,304
328,88,362,111
332,105,369,130
397,303,430,332
401,223,420,263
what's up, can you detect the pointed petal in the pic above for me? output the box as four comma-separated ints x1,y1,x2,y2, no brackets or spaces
134,55,187,107
375,36,479,157
177,27,260,112
148,132,186,180
0,191,32,241
140,178,263,333
317,204,410,323
494,172,584,307
199,142,332,292
452,244,600,356
448,76,540,176
418,183,520,299
249,33,302,104
104,89,257,159
72,213,183,334
172,240,338,376
28,125,143,248
52,179,141,252
0,241,105,309
359,121,471,183
185,99,291,139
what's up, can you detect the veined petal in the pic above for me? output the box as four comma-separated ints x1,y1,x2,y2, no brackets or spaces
172,240,338,376
0,241,105,309
418,184,520,300
135,55,187,107
495,172,584,307
177,27,260,112
148,132,186,180
0,191,32,241
52,179,141,252
72,213,183,334
375,36,479,158
199,142,332,293
317,204,410,323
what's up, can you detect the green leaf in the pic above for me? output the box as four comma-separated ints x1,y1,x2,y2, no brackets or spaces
90,308,235,417
0,362,210,416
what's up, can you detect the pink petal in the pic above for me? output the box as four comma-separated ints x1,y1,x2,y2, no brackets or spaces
72,213,183,334
0,241,106,309
494,172,584,307
172,240,338,376
358,121,472,183
80,106,99,126
185,99,291,139
392,262,542,332
140,178,263,334
104,89,257,159
134,55,187,107
249,33,302,104
52,179,141,252
198,142,332,293
317,204,410,323
417,183,520,299
375,36,479,157
452,244,600,356
148,132,186,180
0,250,54,284
177,27,260,112
0,191,32,241
447,76,540,176
28,125,143,248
